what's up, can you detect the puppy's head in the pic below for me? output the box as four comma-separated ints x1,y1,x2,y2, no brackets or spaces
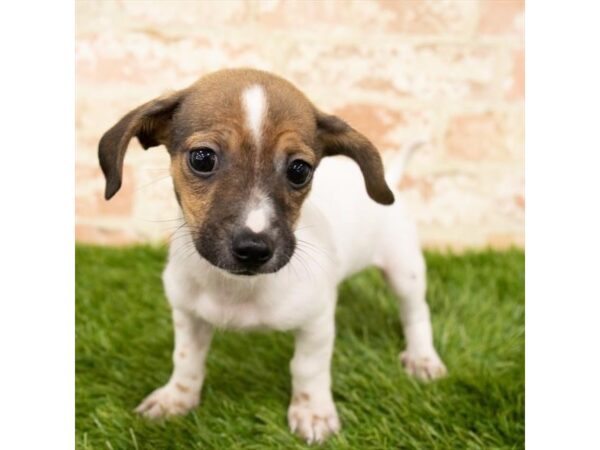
99,69,393,276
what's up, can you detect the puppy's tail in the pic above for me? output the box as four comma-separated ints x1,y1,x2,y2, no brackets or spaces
384,139,427,187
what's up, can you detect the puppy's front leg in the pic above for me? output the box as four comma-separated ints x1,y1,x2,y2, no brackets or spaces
136,309,213,419
288,310,340,444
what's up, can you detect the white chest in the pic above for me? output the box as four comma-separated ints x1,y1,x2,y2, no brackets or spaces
192,291,269,330
188,282,322,331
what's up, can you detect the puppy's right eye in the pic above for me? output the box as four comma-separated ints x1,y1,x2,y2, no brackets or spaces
287,159,313,188
189,148,218,175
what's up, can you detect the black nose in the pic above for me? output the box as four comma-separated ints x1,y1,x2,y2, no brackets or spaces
232,231,273,266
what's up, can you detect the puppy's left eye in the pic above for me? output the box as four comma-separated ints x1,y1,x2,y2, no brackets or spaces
287,159,313,188
189,147,218,175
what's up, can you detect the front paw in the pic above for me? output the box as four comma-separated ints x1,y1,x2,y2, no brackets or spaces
134,382,199,419
400,349,447,381
288,393,340,444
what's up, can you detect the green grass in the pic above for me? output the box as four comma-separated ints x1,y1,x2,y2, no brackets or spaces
76,245,524,449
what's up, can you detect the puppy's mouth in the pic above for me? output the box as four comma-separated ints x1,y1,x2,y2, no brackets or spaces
230,269,258,276
203,254,292,277
227,268,271,277
193,241,295,277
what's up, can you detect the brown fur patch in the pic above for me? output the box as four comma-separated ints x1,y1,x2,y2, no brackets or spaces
292,392,311,405
175,382,190,393
170,151,217,232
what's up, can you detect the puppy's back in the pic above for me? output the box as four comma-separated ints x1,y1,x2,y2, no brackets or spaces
306,156,413,279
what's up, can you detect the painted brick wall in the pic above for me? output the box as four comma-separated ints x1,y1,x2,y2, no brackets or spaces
76,0,524,249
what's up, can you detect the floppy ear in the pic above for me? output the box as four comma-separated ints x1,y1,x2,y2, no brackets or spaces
98,90,184,200
315,111,394,205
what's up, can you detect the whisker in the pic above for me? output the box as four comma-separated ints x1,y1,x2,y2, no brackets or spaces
291,248,314,281
166,221,192,242
176,241,200,263
296,238,334,259
293,224,316,232
295,244,327,278
135,175,173,192
141,217,185,223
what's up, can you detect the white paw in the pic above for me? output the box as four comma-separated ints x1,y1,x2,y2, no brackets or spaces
400,349,447,381
134,382,199,419
288,393,340,444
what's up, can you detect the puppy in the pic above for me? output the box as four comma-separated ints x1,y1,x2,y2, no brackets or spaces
98,68,446,444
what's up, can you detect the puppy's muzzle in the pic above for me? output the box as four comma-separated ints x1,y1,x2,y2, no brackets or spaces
231,229,273,270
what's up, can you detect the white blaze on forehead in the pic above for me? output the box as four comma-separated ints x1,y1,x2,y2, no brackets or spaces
244,196,272,233
241,84,267,147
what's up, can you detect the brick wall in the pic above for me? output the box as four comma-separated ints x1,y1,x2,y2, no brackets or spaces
76,0,524,249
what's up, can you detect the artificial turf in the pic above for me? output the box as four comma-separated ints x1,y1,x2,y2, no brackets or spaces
76,245,524,449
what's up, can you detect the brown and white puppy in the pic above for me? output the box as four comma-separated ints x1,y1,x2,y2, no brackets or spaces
99,68,446,444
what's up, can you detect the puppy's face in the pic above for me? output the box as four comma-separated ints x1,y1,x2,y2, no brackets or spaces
99,69,394,276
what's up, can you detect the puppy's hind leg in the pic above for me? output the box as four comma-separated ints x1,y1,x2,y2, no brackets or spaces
380,222,447,381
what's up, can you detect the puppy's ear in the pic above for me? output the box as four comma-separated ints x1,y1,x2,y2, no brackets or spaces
315,111,394,205
98,90,184,200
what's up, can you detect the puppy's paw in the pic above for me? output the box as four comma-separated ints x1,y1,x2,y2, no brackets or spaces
134,382,199,419
400,349,447,381
288,393,340,444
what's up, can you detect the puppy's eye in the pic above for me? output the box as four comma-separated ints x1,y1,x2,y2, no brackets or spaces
287,159,312,188
189,147,218,175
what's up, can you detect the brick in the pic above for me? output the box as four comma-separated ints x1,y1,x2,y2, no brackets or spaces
75,163,102,189
333,103,405,150
245,1,388,32
290,42,502,103
356,77,402,95
399,174,434,201
478,0,524,35
76,163,135,217
445,111,512,160
514,194,525,210
377,0,478,35
75,224,137,245
508,48,525,100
